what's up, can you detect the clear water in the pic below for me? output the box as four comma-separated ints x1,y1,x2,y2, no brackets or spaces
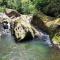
0,33,60,60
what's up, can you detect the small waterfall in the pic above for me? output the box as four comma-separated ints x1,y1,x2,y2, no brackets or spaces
36,30,52,47
42,34,52,46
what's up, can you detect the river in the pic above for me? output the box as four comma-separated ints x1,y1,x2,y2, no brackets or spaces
0,31,60,60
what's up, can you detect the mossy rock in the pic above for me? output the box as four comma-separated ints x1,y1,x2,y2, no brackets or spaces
13,15,36,41
52,34,60,45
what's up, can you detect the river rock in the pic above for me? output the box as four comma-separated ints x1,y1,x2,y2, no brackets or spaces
0,9,59,46
12,15,36,41
0,13,11,23
32,11,60,37
5,9,20,19
52,27,60,48
1,9,40,41
31,11,60,48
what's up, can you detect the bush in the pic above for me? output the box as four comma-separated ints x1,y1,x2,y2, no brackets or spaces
0,0,60,17
0,0,48,14
20,0,37,14
41,0,60,17
0,0,22,12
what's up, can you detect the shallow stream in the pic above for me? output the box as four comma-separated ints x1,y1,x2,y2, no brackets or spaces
0,32,60,60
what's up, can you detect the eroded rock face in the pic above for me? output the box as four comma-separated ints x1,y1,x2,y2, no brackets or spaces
13,15,36,41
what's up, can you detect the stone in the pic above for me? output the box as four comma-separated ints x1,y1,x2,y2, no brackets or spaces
31,11,60,48
0,13,11,23
5,9,20,18
13,15,35,41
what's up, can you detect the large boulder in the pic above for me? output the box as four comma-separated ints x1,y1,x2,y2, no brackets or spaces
32,11,60,36
31,11,60,48
12,15,36,41
0,9,40,41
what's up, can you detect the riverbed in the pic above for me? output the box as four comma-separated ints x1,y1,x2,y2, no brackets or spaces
0,33,60,60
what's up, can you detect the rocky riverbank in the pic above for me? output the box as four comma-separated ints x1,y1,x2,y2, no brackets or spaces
0,9,60,48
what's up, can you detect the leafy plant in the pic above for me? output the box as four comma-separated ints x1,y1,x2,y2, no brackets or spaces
0,0,49,14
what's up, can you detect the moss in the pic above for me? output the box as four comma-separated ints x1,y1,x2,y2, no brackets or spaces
52,33,60,44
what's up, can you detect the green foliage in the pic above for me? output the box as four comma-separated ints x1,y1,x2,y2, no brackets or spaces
7,0,21,9
42,0,60,17
0,0,22,12
31,0,49,9
0,0,48,14
20,0,37,14
0,0,60,17
0,7,6,12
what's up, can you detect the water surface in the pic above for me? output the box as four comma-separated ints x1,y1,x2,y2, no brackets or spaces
0,33,60,60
